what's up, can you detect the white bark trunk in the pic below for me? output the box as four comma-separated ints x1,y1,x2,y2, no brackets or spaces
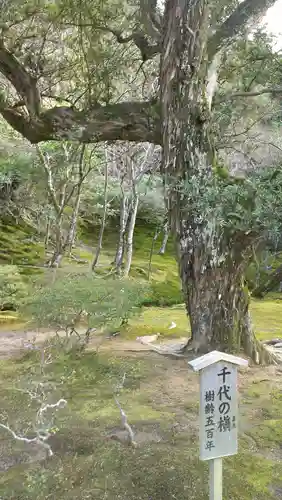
66,190,81,254
92,150,109,270
124,194,139,277
48,216,64,267
158,222,170,255
44,217,50,254
148,226,161,279
115,195,130,273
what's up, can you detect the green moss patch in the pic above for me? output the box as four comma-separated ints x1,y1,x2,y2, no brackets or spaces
0,220,44,276
250,299,282,340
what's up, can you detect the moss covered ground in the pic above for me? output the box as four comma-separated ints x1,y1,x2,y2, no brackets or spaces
0,347,282,499
1,224,282,498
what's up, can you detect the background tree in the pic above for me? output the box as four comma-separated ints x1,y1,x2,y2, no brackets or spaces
104,142,158,275
36,143,100,267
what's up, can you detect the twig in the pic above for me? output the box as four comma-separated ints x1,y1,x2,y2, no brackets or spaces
0,423,53,457
114,396,136,447
37,399,67,426
0,337,68,459
113,373,136,447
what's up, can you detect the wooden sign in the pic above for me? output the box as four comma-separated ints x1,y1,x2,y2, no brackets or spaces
188,351,248,500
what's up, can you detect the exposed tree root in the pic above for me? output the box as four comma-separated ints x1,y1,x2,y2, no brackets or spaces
136,336,281,365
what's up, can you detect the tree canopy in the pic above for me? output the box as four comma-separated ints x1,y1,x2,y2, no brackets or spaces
0,0,280,145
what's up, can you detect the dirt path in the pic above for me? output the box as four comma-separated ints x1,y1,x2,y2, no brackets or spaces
0,328,54,359
0,327,189,359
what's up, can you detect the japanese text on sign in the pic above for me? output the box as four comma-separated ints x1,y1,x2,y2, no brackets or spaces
200,362,238,460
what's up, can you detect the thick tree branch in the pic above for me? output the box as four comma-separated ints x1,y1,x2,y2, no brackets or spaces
209,0,278,59
0,41,41,114
0,100,160,144
0,0,274,146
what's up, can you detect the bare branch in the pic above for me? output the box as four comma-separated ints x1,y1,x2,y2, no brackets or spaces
37,399,67,426
63,22,161,62
209,0,278,58
0,400,66,458
97,24,161,61
218,87,282,101
0,423,53,455
114,396,137,447
113,373,136,447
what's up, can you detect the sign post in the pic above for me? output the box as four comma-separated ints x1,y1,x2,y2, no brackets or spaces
188,351,248,500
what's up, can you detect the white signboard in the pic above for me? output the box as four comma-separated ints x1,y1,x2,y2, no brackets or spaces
199,361,238,461
188,351,248,499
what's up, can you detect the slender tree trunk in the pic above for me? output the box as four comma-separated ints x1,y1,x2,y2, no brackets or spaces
114,195,130,273
124,193,139,277
49,251,64,268
44,216,50,254
92,153,109,271
65,144,86,256
160,0,267,362
64,188,82,255
48,217,64,267
148,226,161,279
158,221,169,255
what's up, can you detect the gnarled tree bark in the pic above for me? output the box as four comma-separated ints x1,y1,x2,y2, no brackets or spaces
160,0,273,363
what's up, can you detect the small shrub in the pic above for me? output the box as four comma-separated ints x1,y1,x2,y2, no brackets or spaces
246,252,282,291
24,273,148,337
0,265,28,311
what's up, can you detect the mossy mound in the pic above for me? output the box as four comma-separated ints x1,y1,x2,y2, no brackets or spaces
0,265,28,311
0,220,44,275
142,276,183,307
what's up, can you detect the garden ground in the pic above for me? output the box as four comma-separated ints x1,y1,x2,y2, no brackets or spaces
1,227,282,499
1,300,282,500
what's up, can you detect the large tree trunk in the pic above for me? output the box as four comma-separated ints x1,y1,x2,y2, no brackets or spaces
179,240,273,363
160,0,268,362
124,193,139,277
